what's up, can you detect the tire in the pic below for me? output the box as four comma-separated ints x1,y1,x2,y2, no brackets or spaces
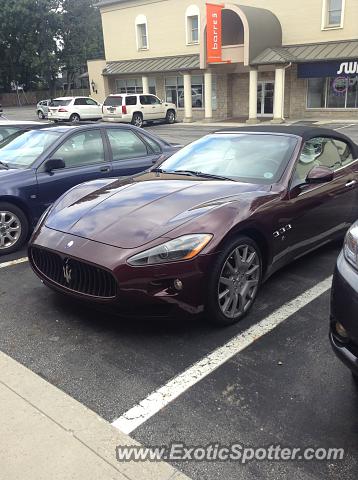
37,110,45,120
166,110,176,124
206,235,262,326
131,112,143,128
0,202,29,254
70,113,81,123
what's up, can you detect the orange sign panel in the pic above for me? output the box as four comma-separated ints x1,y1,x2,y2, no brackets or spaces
206,3,224,63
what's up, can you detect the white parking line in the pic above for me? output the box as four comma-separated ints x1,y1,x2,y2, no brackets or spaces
334,124,356,130
0,257,28,269
112,276,332,434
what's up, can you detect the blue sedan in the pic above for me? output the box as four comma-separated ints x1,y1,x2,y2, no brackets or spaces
0,123,179,253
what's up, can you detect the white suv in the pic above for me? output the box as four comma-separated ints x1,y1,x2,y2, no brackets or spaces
47,96,102,123
102,94,176,127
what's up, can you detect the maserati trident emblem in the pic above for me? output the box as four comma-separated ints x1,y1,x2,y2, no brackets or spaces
63,260,72,284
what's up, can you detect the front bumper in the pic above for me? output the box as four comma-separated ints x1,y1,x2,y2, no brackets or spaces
330,252,358,376
29,225,217,317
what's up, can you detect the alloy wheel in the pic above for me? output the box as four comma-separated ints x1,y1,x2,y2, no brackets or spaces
133,115,143,127
167,112,175,124
217,244,260,319
70,114,80,123
0,211,21,250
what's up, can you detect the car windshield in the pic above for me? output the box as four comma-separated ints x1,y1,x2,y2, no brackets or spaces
0,130,62,169
104,96,122,107
51,99,71,107
160,133,298,184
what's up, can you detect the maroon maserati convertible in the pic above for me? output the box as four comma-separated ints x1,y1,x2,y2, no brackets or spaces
29,126,358,325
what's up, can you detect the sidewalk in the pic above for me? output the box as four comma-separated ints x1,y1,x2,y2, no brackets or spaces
0,352,190,480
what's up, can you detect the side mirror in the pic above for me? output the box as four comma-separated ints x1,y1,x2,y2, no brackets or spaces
44,158,65,173
306,165,334,184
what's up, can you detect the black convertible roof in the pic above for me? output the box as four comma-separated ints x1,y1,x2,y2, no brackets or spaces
216,125,358,157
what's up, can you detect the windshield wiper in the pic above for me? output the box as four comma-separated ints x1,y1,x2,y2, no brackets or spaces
0,161,9,169
172,170,234,181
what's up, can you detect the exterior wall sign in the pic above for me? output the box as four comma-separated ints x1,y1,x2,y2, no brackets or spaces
206,3,224,63
337,61,358,75
298,60,358,78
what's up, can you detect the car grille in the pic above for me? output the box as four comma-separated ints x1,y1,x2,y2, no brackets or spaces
30,247,118,299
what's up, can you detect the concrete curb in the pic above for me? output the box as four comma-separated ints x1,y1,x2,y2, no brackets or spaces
0,352,190,480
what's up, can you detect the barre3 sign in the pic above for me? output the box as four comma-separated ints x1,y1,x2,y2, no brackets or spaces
206,3,224,63
337,61,358,75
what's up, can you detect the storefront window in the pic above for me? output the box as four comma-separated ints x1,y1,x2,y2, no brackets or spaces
115,78,156,95
307,75,358,109
347,77,358,108
307,78,326,108
165,75,217,109
326,77,347,108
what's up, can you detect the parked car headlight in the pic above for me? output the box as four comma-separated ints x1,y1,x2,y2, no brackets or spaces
127,234,213,266
343,221,358,269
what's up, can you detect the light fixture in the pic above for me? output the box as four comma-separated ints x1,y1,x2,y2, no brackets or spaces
91,80,97,94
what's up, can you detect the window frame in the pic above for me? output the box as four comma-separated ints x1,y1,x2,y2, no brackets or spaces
135,15,149,50
291,135,355,189
306,75,358,110
185,5,200,45
165,75,216,109
105,128,151,163
321,0,345,30
48,129,107,170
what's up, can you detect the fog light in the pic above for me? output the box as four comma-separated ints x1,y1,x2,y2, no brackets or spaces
173,279,183,291
335,322,349,339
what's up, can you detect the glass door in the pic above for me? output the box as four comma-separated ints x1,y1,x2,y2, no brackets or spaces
257,81,274,116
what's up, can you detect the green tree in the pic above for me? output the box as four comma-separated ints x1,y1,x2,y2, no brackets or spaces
0,0,104,95
60,0,104,93
0,0,62,94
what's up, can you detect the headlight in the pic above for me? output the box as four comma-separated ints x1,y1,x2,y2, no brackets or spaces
343,221,358,269
127,234,213,266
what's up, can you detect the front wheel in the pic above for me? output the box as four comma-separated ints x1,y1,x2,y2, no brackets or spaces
70,113,81,123
37,110,45,120
131,113,143,128
166,110,176,124
206,236,262,326
0,202,29,254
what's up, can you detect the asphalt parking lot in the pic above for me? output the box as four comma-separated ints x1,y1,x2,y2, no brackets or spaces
1,111,358,479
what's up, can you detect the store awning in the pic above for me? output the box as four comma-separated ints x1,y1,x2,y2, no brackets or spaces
251,40,358,65
103,55,200,76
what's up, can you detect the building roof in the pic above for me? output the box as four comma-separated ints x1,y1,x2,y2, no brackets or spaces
252,39,358,65
103,55,200,75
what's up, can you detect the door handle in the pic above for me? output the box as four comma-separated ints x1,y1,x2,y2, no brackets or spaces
345,180,357,188
100,166,111,172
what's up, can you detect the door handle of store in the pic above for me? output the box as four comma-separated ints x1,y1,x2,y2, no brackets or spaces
345,180,357,188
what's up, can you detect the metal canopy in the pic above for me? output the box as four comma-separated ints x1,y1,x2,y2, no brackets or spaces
251,40,358,65
103,55,200,76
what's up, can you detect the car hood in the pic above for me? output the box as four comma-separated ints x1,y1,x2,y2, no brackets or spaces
0,167,26,178
45,175,270,249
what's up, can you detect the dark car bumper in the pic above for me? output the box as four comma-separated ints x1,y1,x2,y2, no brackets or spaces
29,226,217,317
330,252,358,376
